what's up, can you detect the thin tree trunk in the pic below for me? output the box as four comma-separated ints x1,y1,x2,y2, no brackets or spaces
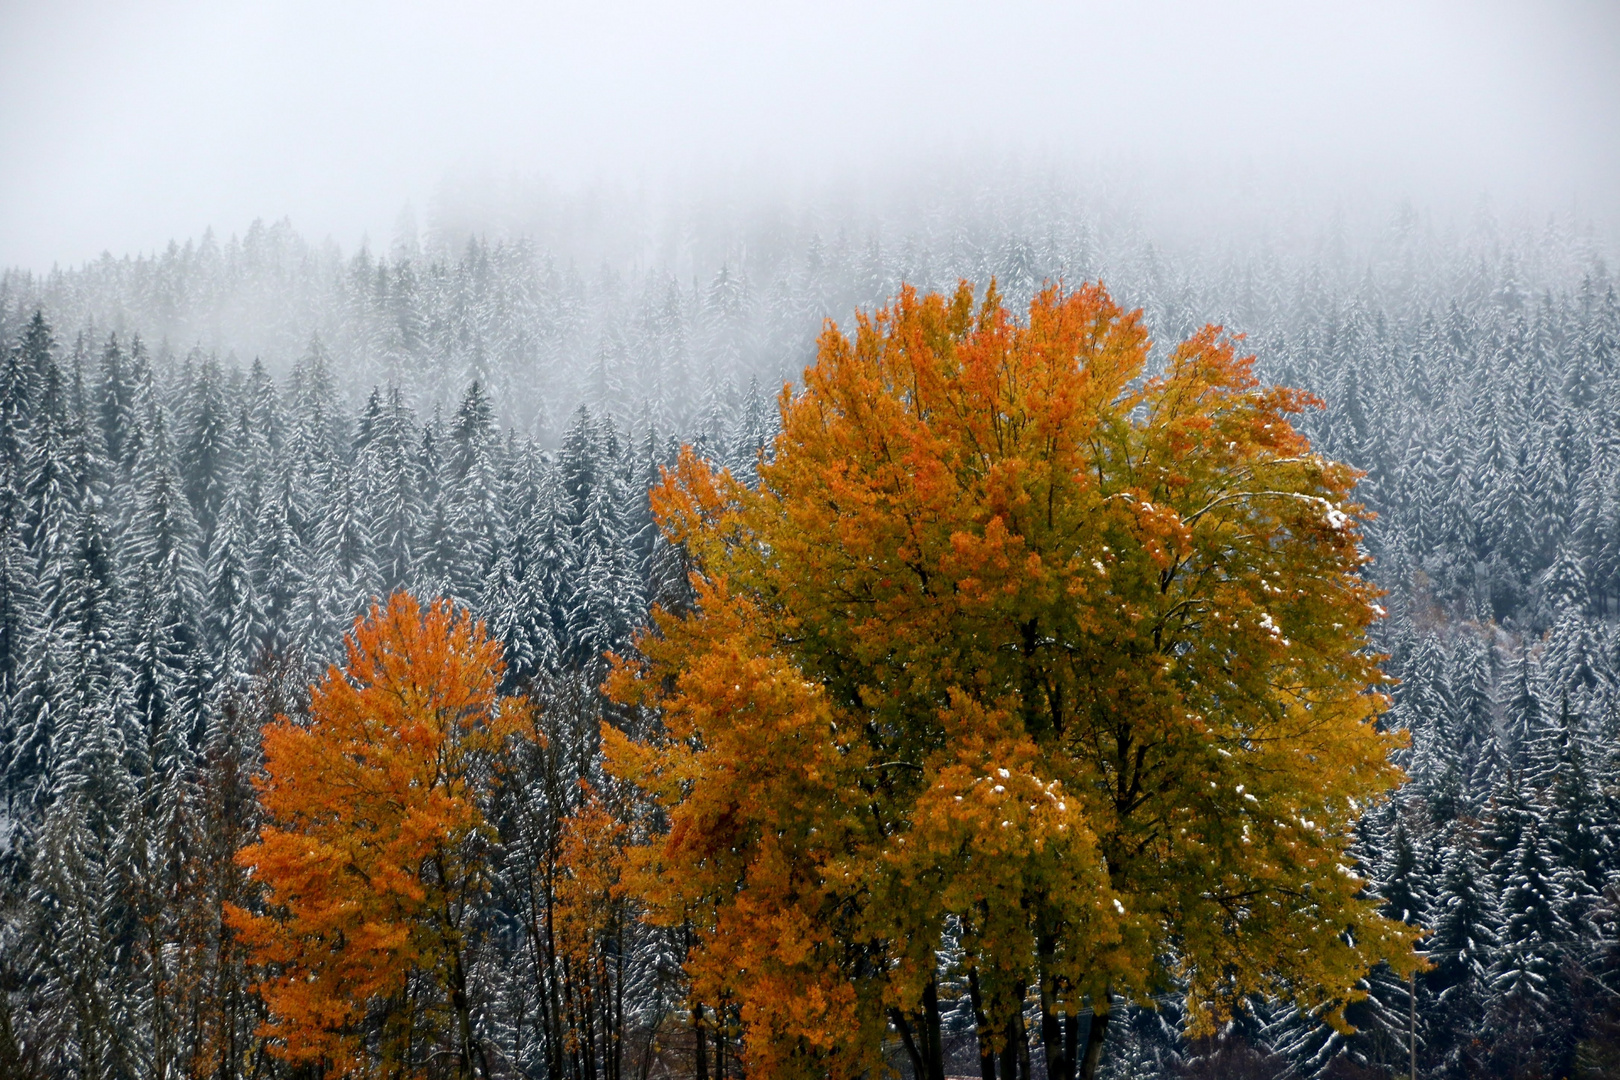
1037,948,1076,1080
892,972,948,1080
582,974,599,1080
524,869,557,1080
999,1015,1017,1080
542,848,567,1080
450,947,477,1079
1017,1006,1031,1080
695,1002,709,1080
967,969,996,1080
922,973,946,1080
563,958,584,1080
717,999,728,1080
993,980,1030,1080
637,1000,669,1080
401,974,421,1080
1078,1001,1110,1080
892,1009,927,1080
613,943,626,1080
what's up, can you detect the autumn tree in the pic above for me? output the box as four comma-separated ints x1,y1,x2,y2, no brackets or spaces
606,282,1422,1080
228,592,532,1079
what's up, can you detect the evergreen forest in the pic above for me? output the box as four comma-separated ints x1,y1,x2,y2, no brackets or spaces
1,186,1618,1079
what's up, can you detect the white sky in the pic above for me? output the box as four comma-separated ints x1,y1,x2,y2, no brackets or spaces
1,0,1616,272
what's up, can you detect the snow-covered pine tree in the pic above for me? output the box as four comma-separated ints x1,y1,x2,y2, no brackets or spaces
177,350,235,545
122,402,207,771
1448,633,1498,802
247,470,306,662
302,455,375,660
409,419,457,602
480,439,557,689
1486,806,1578,1078
567,459,642,679
1501,646,1546,767
96,334,139,475
358,387,422,596
1529,693,1609,908
203,486,260,686
1422,818,1498,1079
1402,634,1464,823
448,380,502,603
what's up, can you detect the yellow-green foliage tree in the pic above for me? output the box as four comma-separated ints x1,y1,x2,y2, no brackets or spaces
606,282,1421,1080
227,593,531,1079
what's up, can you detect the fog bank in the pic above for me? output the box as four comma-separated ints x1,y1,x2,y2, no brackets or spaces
2,0,1616,272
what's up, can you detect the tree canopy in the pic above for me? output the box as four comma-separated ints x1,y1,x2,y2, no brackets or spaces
606,282,1422,1080
227,593,531,1078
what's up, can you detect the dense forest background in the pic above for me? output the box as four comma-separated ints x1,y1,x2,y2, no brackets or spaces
0,177,1618,1079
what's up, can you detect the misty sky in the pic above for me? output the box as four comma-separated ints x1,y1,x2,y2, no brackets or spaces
2,0,1616,272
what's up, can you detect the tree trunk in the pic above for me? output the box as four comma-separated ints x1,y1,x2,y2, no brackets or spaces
967,969,996,1080
541,861,566,1080
892,972,948,1080
892,1009,927,1080
564,959,586,1080
1016,1007,1031,1080
1037,949,1076,1080
450,948,478,1080
695,1002,709,1080
1078,1002,1110,1080
581,973,600,1080
922,973,946,1080
1040,1002,1082,1080
612,943,626,1080
1000,983,1028,1080
717,1001,728,1080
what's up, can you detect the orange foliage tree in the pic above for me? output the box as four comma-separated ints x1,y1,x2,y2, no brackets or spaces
227,593,531,1079
605,282,1422,1080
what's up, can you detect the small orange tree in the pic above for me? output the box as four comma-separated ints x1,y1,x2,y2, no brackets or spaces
227,593,531,1079
606,282,1421,1080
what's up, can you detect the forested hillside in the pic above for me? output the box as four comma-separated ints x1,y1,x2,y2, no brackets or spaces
0,192,1617,1079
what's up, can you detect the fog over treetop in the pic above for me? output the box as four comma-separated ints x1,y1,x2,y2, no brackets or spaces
2,0,1616,274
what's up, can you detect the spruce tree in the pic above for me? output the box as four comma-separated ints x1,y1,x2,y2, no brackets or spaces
177,350,235,543
448,380,501,601
1487,810,1577,1078
248,473,306,662
203,487,259,685
1423,820,1497,1078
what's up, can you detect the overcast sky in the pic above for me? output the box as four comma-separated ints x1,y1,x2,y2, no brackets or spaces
2,0,1616,272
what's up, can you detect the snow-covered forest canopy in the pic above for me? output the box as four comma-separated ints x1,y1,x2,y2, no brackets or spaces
1,175,1619,1080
